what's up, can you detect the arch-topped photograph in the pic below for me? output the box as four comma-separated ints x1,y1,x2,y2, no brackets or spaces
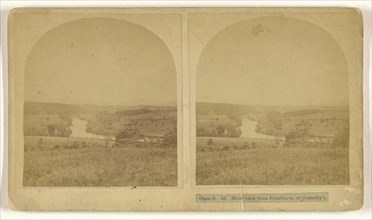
23,17,179,187
8,7,364,212
195,16,350,185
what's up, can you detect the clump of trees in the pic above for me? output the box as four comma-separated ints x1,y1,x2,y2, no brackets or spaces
216,125,242,137
116,128,141,142
196,125,242,137
47,124,72,137
285,120,311,145
196,128,208,136
216,125,225,136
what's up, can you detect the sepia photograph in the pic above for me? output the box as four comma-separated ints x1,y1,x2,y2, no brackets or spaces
22,17,179,187
6,7,364,211
195,15,350,185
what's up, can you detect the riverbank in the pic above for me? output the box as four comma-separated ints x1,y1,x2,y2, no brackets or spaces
70,117,115,140
240,116,285,140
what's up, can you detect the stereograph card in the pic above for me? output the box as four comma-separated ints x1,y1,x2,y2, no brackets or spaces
7,7,364,211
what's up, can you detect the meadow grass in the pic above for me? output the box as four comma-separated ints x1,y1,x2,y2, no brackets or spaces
23,136,177,187
196,137,349,185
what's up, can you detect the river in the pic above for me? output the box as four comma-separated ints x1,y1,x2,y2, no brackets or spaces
70,117,114,140
240,116,285,140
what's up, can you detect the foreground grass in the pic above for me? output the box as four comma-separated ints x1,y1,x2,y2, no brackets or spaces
24,136,177,187
196,137,349,185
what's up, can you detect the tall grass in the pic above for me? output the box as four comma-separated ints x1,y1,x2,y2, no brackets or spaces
196,137,349,185
23,137,177,187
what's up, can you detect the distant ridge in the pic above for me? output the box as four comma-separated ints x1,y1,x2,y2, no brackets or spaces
24,101,176,116
196,102,348,115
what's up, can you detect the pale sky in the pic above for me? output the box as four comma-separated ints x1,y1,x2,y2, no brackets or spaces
197,16,349,106
25,17,177,106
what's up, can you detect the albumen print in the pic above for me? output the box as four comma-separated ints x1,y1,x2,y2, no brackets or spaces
8,8,363,211
23,17,179,187
195,16,350,185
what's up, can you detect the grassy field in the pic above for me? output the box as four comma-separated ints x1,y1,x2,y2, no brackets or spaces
196,137,349,185
24,136,177,187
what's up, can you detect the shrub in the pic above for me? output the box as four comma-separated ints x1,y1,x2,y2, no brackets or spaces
216,125,225,136
116,128,139,141
207,138,213,145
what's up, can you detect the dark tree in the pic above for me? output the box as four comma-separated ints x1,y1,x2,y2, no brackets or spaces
116,128,138,140
216,125,225,136
207,138,213,145
196,127,208,136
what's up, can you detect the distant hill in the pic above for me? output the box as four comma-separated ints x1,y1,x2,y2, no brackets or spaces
196,102,349,138
196,102,348,115
24,102,110,116
24,102,177,137
24,102,177,116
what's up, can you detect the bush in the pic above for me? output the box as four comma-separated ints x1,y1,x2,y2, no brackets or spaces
207,138,213,145
116,128,139,141
216,125,225,136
